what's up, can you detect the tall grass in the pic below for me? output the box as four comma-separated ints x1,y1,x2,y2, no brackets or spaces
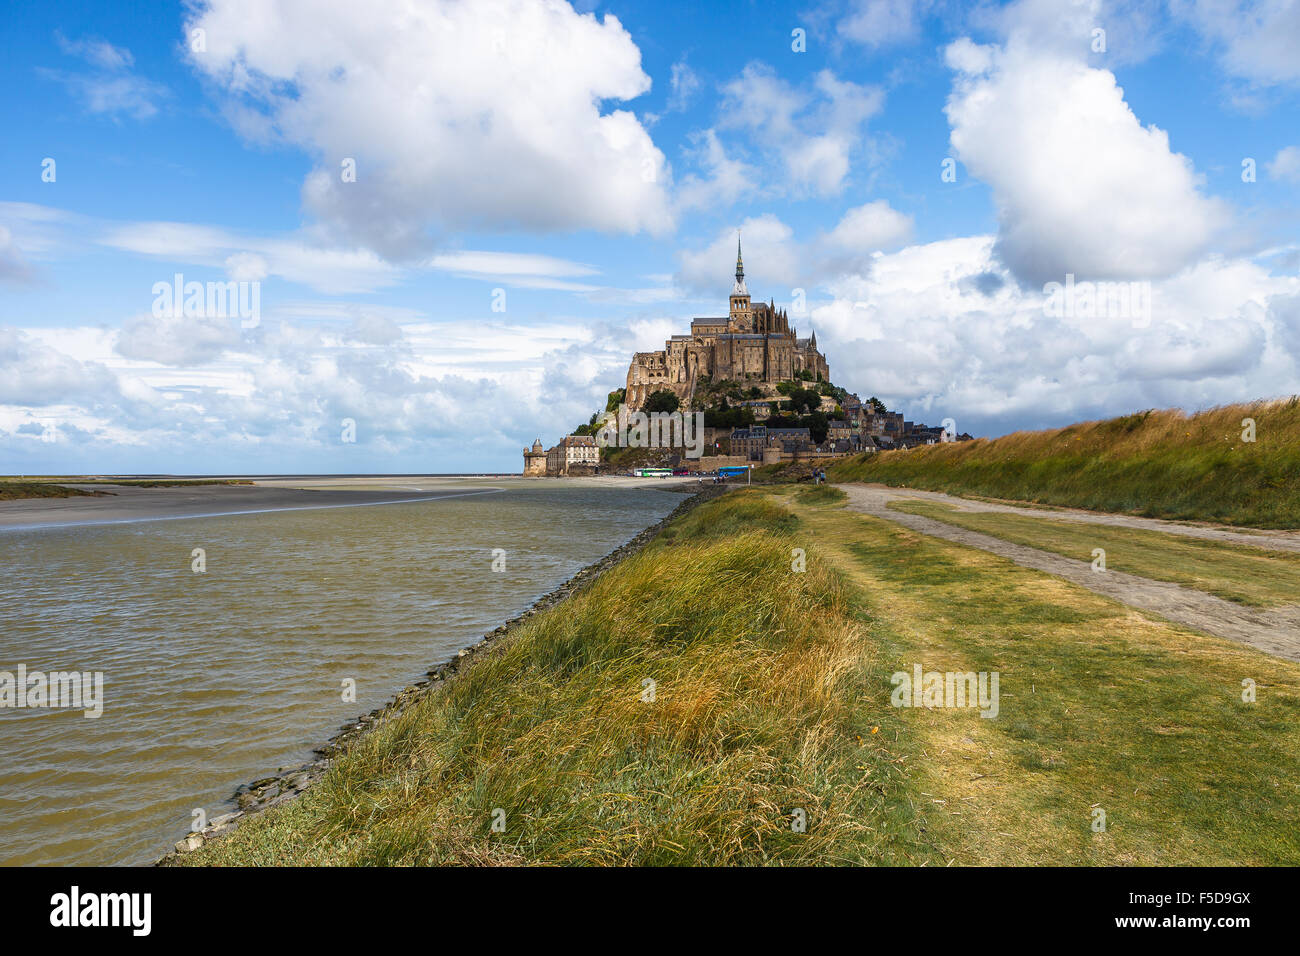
184,490,933,866
829,398,1300,528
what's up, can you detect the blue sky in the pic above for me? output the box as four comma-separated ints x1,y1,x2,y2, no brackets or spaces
2,0,1299,474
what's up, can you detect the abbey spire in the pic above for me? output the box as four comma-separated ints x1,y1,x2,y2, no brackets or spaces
732,232,747,297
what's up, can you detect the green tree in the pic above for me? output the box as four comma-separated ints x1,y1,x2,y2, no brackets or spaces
806,410,829,444
789,387,821,415
644,389,680,414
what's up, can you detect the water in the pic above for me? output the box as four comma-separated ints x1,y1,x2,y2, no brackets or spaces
0,481,680,865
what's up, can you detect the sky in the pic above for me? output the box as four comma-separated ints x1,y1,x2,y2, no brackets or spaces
1,0,1298,475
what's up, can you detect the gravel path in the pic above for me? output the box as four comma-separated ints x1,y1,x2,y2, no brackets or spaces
854,485,1300,552
841,484,1300,662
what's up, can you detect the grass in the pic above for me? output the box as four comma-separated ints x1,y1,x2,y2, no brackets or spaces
182,490,937,866
0,481,100,501
889,499,1300,607
828,398,1300,528
0,477,253,499
184,487,1300,866
778,489,1300,865
795,484,847,506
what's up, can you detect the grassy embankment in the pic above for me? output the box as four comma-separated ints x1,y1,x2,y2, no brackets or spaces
828,398,1300,528
890,499,1300,607
0,481,98,501
183,486,1300,866
0,477,254,499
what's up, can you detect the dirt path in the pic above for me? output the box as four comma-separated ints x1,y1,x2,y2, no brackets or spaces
841,484,1300,663
854,484,1300,553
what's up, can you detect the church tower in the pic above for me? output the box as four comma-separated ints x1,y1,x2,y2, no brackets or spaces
728,233,751,331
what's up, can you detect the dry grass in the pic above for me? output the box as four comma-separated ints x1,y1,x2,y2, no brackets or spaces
828,398,1300,528
183,491,936,866
890,499,1300,607
184,487,1300,866
787,491,1300,865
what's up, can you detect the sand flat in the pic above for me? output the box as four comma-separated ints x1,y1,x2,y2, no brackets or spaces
0,475,700,532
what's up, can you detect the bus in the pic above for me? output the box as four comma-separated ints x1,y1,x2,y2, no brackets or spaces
632,467,672,478
717,466,751,479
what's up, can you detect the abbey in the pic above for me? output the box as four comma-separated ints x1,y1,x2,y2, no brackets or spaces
625,238,829,410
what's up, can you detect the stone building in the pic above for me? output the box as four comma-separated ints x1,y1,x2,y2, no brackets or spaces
522,438,547,476
544,434,599,476
625,237,829,410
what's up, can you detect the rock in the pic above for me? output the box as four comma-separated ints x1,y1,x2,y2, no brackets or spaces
175,834,204,853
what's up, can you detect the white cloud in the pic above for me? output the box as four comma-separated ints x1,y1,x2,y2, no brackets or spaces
101,220,401,294
115,314,243,367
427,251,600,281
674,130,759,212
0,226,36,284
676,215,802,295
810,235,1299,434
943,1,1229,285
55,34,135,71
1267,145,1300,182
1172,0,1300,88
838,0,934,49
185,0,673,257
675,203,913,295
0,327,122,406
825,200,914,252
667,60,702,113
44,34,167,120
718,64,884,196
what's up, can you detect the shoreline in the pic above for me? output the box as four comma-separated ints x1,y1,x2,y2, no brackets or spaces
158,482,729,864
0,475,702,533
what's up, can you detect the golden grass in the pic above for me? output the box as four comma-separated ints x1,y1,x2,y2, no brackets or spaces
184,487,1300,866
829,398,1300,528
183,491,936,866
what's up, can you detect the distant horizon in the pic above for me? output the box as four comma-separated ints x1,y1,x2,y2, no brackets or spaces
7,390,1296,478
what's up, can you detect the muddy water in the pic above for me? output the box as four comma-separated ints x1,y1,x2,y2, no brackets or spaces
0,482,680,865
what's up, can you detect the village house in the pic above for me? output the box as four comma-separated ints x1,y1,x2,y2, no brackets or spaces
545,434,600,476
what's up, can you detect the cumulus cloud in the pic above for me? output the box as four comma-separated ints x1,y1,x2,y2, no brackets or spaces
0,327,122,406
825,200,914,252
115,314,243,366
184,0,673,258
943,0,1229,286
1267,145,1300,182
810,235,1299,435
2,306,659,472
718,64,884,197
676,216,803,295
675,202,913,295
674,130,759,212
